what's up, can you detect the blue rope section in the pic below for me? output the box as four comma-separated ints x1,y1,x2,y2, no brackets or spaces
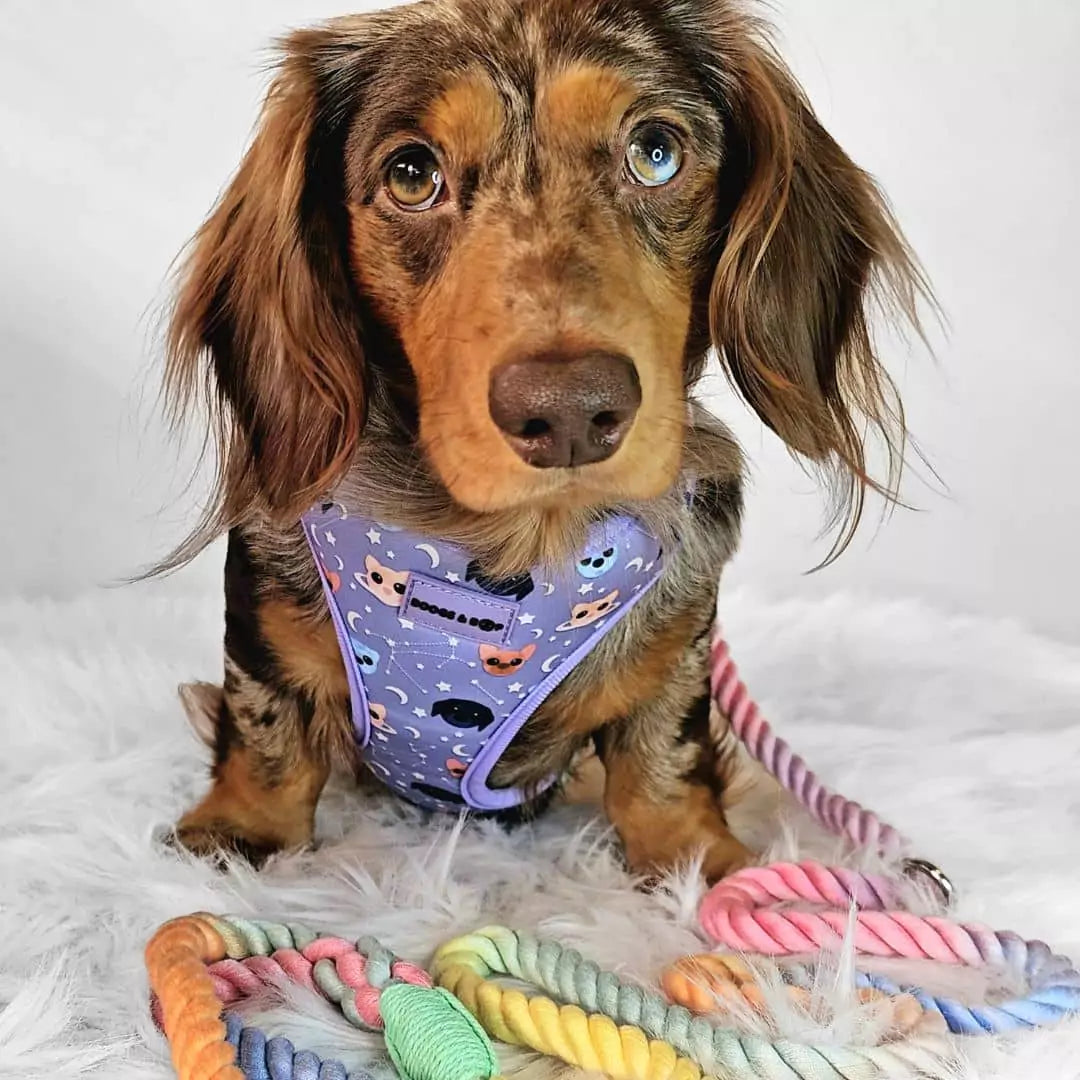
224,1013,379,1080
782,929,1080,1036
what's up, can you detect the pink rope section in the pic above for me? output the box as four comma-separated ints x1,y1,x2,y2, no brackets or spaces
712,636,908,860
201,937,431,1030
700,862,995,962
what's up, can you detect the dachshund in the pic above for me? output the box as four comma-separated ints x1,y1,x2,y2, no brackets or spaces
162,0,926,879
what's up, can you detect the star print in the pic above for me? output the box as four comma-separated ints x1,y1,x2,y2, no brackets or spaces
445,571,461,583
447,637,460,647
325,530,337,546
508,682,524,693
517,613,535,625
366,528,382,544
436,681,452,692
386,638,397,647
416,663,425,670
413,708,428,719
399,618,416,630
386,550,397,560
577,583,594,595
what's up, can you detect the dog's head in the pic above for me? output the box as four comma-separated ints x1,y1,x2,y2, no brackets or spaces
166,0,923,563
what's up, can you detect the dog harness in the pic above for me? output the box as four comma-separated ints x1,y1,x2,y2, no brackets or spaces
302,502,665,812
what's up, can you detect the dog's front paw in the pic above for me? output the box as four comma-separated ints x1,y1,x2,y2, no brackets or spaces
168,817,285,871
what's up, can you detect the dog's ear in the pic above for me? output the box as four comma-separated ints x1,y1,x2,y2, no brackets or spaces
177,682,223,747
706,24,930,553
164,27,372,565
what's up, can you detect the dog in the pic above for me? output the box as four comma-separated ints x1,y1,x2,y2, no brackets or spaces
164,0,925,879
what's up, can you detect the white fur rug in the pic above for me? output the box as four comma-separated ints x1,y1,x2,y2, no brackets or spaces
2,584,1079,1080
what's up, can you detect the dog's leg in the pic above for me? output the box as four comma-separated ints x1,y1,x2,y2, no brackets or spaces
174,531,350,865
595,649,751,882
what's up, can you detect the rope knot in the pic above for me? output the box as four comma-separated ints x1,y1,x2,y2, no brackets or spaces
380,983,499,1080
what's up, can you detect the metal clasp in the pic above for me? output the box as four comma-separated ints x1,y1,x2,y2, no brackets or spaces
902,858,956,908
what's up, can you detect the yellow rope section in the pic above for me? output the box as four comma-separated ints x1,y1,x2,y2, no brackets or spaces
435,957,711,1080
144,913,241,1080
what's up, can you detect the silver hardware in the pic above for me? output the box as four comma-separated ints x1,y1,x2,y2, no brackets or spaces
903,858,956,907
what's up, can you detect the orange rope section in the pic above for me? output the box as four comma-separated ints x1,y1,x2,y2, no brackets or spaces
144,913,243,1080
661,954,932,1036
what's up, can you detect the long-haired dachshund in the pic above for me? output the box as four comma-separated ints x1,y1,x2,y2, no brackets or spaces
163,0,925,879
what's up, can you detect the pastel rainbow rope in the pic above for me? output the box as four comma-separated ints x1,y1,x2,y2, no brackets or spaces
696,862,1080,1035
145,913,500,1080
711,637,908,860
431,925,951,1079
704,636,1080,1038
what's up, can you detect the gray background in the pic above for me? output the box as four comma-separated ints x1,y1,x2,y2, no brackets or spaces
1,0,1077,639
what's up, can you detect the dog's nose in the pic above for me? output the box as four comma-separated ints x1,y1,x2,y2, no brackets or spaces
489,351,641,468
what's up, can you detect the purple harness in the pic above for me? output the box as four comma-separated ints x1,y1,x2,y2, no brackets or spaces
302,503,665,812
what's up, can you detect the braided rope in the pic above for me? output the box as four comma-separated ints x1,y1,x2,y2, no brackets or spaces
222,1013,375,1080
711,638,908,860
431,925,952,1079
706,634,1080,1039
660,954,937,1037
699,864,1080,1035
145,913,489,1080
697,854,1080,1035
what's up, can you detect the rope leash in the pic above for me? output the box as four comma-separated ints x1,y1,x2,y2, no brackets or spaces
430,925,952,1080
659,954,935,1036
711,639,909,862
701,643,1080,1037
145,914,500,1080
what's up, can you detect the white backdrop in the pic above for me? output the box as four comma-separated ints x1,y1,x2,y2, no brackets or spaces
1,0,1077,640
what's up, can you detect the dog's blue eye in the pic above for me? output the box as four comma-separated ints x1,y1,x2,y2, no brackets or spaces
626,124,683,187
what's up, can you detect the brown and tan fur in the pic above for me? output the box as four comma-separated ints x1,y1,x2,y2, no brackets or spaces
162,0,927,879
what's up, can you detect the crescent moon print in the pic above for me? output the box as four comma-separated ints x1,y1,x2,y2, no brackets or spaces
541,583,556,596
404,725,422,740
415,543,441,569
347,611,363,632
367,761,391,779
452,743,471,757
625,556,645,572
384,685,409,705
541,654,562,674
530,629,545,639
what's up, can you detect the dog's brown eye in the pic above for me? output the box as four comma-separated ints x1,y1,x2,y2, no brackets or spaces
626,124,683,187
386,146,444,210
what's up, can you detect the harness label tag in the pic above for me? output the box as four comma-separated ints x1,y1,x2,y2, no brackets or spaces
402,574,518,645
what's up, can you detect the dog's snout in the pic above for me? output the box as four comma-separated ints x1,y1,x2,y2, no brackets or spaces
489,351,641,469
